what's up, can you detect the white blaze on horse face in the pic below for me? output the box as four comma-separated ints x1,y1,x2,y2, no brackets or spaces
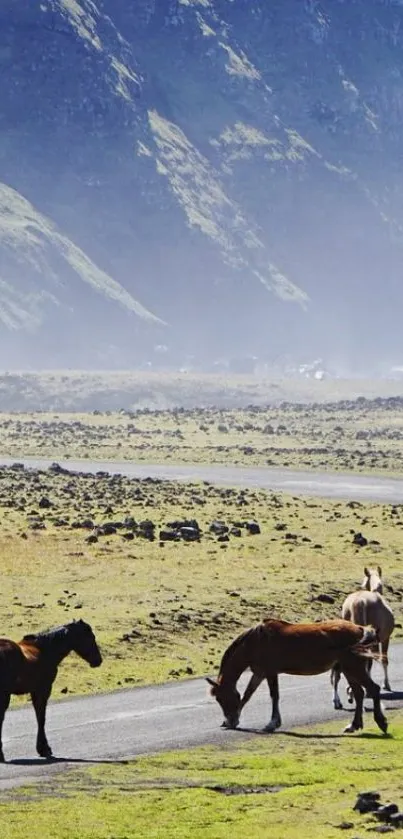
362,566,383,594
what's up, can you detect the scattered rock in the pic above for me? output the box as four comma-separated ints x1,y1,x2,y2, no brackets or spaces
390,813,403,828
353,791,381,814
159,529,180,542
99,523,117,536
138,520,155,541
353,532,368,547
180,526,200,542
314,593,335,605
230,526,242,537
209,521,229,536
246,521,261,535
376,804,399,822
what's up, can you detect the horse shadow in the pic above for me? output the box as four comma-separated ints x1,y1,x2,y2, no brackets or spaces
236,727,392,740
236,726,343,739
380,690,403,701
6,756,130,767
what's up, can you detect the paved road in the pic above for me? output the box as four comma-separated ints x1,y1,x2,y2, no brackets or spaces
0,455,402,791
2,456,403,502
1,659,403,790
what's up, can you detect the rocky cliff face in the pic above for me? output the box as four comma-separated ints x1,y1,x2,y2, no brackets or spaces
2,0,403,370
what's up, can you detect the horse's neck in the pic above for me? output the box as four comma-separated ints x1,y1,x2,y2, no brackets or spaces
220,635,251,686
33,630,72,666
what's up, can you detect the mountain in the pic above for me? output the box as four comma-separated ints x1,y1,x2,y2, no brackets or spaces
2,0,403,371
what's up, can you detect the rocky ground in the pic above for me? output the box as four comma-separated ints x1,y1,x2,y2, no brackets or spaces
2,395,403,474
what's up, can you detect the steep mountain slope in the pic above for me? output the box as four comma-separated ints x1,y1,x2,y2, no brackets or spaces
2,0,403,369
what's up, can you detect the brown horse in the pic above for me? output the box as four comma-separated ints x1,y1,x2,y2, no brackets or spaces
332,566,394,709
207,618,387,735
0,619,102,762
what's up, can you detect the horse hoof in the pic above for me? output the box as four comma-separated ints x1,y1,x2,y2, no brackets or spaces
343,724,361,734
0,753,5,763
333,701,343,711
263,722,280,733
38,748,53,759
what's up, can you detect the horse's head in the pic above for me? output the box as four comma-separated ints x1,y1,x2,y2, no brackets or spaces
206,677,241,729
68,620,102,668
362,566,383,594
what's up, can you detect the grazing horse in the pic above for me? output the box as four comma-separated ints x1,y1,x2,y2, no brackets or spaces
207,618,387,735
331,566,394,710
0,619,102,762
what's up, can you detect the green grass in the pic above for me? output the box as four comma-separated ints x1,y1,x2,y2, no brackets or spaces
0,464,402,698
2,713,403,838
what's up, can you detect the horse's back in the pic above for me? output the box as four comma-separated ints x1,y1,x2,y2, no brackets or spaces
257,618,367,676
0,639,41,693
0,639,26,684
261,617,364,648
342,591,394,640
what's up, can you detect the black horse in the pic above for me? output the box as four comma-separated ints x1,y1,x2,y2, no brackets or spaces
0,619,102,762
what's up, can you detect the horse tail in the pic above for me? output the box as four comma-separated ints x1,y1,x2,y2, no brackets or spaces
351,626,384,662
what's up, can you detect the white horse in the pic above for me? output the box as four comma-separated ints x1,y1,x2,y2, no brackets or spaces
332,566,394,709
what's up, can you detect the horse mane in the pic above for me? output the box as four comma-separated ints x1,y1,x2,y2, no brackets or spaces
22,624,69,649
218,626,256,679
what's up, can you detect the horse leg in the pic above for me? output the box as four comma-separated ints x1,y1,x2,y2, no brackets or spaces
31,689,53,759
263,675,282,733
360,670,388,733
331,665,343,710
240,673,263,711
0,693,11,762
348,660,371,704
342,658,388,735
342,677,364,733
381,638,391,692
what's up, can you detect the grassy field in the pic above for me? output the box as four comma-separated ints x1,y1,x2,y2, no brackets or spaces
2,713,403,838
0,463,402,698
1,394,403,474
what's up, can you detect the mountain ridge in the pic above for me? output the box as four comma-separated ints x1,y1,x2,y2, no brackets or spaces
2,0,403,370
